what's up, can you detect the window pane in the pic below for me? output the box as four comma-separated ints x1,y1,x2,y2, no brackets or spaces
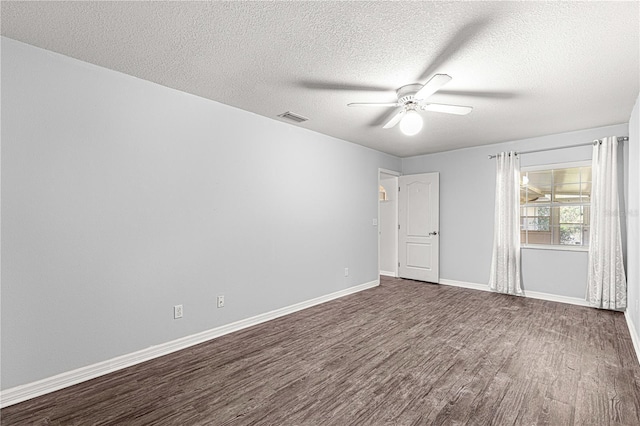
559,206,584,224
521,185,548,203
553,183,583,203
583,226,590,245
521,206,550,231
558,225,583,245
523,171,552,204
580,182,592,203
522,230,552,244
583,207,590,225
527,194,551,204
527,170,552,190
553,167,582,184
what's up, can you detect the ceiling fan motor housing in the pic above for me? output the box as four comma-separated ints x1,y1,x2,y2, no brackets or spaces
397,83,424,104
347,75,472,129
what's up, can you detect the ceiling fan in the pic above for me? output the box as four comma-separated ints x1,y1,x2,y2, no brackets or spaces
347,74,473,136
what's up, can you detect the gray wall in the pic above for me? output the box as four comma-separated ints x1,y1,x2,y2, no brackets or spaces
627,94,640,338
402,123,629,298
0,37,400,389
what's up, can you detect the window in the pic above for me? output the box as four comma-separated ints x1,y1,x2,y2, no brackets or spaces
520,162,591,248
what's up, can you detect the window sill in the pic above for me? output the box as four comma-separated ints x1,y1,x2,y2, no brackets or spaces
521,244,588,252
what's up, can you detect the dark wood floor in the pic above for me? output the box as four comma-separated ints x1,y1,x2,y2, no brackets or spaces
2,276,639,425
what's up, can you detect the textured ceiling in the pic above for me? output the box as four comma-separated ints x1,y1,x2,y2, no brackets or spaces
2,1,639,157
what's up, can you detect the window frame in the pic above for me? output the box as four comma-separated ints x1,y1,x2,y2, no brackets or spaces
520,160,591,252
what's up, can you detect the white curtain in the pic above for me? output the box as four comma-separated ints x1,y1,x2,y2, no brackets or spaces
587,136,627,309
489,152,523,295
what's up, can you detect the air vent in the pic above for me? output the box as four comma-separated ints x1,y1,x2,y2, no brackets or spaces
278,111,309,123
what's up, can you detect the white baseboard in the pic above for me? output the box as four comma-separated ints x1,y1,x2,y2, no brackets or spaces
439,278,491,293
0,279,379,408
438,278,590,307
625,311,640,365
380,270,396,277
523,289,590,307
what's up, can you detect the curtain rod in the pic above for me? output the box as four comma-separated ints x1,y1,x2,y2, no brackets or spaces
487,136,629,159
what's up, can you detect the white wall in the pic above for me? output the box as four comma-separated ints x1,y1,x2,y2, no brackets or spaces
402,123,629,298
379,174,397,275
627,94,640,343
0,37,401,389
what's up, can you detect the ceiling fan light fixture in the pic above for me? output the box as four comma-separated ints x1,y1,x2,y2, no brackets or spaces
347,73,470,134
399,110,423,136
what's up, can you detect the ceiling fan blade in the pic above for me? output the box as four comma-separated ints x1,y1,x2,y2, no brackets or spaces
417,19,491,82
383,109,406,129
347,102,400,107
299,80,393,92
435,89,517,99
415,74,452,100
422,103,473,115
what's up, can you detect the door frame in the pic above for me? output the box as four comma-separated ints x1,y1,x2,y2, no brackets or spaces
378,168,400,278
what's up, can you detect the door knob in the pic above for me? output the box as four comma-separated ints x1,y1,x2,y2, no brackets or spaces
429,231,438,236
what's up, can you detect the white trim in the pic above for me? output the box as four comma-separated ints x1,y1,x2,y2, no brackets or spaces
522,245,589,252
378,168,400,279
378,168,401,177
439,278,590,307
521,160,591,173
439,278,491,292
625,311,640,366
0,279,379,408
523,289,590,307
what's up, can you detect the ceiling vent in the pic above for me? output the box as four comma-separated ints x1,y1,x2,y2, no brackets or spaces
278,111,309,123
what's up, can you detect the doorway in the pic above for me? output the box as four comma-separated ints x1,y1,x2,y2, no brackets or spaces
378,169,399,277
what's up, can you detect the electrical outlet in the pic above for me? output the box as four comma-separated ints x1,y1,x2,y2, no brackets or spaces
344,267,349,277
372,218,378,226
174,304,183,319
217,295,225,308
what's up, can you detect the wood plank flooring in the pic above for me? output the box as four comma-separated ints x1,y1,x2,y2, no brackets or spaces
2,276,640,425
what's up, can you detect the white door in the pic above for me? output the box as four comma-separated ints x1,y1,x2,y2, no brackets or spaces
398,173,439,282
